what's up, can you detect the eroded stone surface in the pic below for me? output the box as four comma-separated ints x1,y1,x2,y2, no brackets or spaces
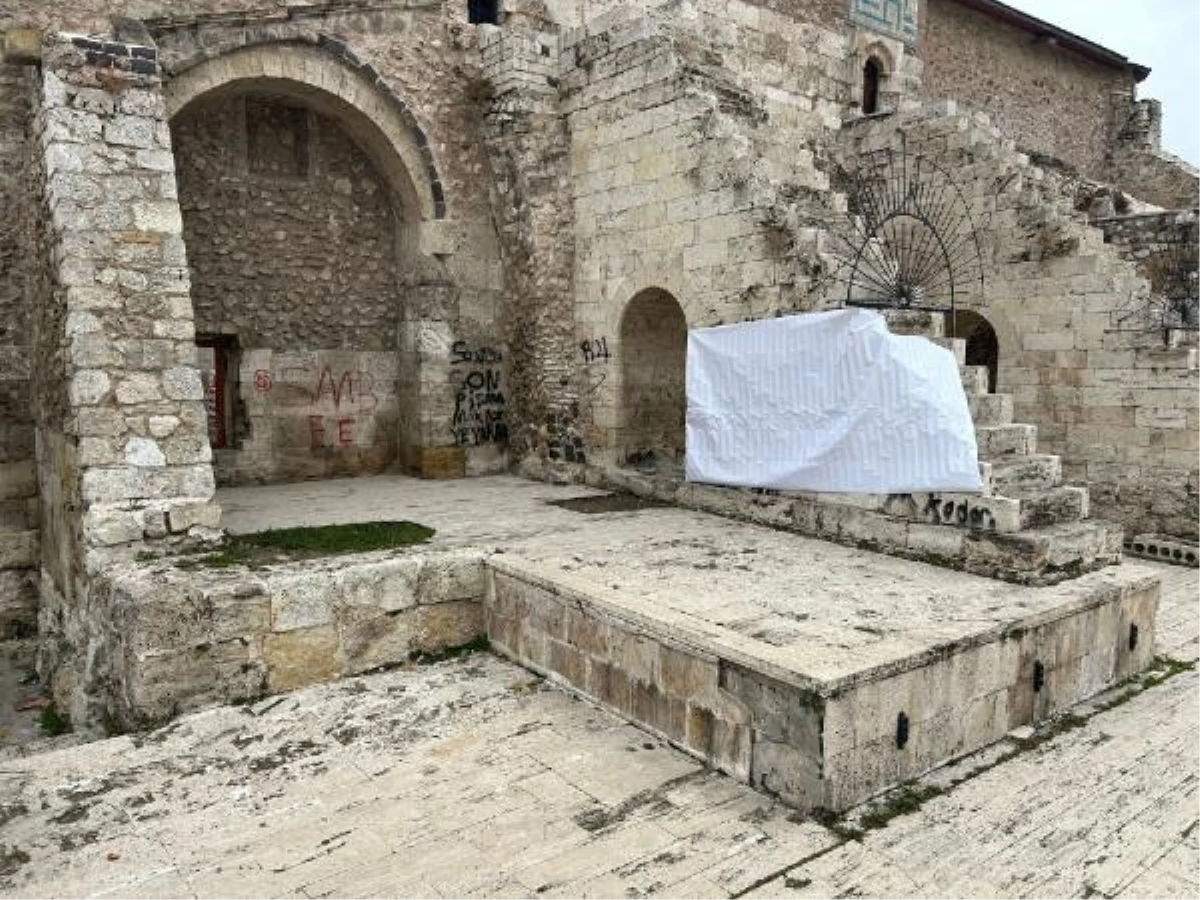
0,654,836,899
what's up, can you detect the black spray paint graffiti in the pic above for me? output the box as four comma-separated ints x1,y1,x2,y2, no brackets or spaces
579,336,611,396
451,342,508,446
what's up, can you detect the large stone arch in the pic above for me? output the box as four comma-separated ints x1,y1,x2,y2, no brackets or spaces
165,41,445,222
165,41,459,484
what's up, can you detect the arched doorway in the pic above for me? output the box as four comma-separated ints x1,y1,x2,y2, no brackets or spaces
166,46,443,484
948,309,999,393
619,289,687,468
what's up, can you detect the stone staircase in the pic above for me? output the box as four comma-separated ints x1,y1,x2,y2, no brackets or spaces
587,307,1122,585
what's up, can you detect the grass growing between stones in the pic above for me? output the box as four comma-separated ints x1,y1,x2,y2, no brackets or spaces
37,704,71,737
179,521,436,568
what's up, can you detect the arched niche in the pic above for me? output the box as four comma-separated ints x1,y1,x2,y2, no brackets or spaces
165,43,446,483
618,288,688,467
948,309,1000,393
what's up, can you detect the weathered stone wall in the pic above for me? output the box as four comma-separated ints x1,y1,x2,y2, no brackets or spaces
172,91,404,483
837,107,1199,541
560,3,861,464
1094,210,1199,291
919,0,1134,182
0,65,42,641
1108,100,1200,210
94,547,485,730
477,10,579,465
174,93,400,351
151,14,510,480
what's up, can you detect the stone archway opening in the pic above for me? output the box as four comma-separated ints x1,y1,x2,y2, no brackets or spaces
618,288,687,469
172,85,406,483
166,45,446,485
948,309,999,392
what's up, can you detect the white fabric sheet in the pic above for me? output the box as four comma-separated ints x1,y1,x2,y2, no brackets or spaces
685,308,982,493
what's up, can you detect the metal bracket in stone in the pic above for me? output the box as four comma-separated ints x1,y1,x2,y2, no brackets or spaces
1124,534,1199,567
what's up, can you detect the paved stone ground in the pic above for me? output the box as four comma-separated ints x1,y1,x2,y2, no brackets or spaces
1,473,1195,899
215,474,610,542
0,556,1193,899
0,654,839,899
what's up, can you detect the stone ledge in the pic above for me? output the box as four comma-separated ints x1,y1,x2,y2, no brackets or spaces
486,547,1159,810
68,545,492,731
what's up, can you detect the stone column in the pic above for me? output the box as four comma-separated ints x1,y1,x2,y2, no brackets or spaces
36,34,220,581
478,7,580,466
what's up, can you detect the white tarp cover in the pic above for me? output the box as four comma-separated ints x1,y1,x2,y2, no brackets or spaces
685,308,983,493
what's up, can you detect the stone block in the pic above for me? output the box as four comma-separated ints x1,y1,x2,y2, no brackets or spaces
82,506,142,546
416,552,485,603
416,446,466,479
70,370,112,406
125,436,166,467
3,28,41,64
0,461,36,500
166,501,221,533
548,638,587,687
337,604,415,675
339,558,421,613
0,530,37,569
415,599,484,654
566,609,611,656
264,626,341,693
270,573,336,631
658,644,718,706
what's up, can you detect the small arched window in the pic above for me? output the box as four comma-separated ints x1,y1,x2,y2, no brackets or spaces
862,57,882,115
468,0,499,24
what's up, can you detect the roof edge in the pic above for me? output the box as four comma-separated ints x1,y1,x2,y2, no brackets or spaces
948,0,1151,82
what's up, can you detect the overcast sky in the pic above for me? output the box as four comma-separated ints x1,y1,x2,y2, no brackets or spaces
1003,0,1199,166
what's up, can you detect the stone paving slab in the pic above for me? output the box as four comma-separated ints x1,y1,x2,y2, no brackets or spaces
0,653,840,899
216,474,609,546
745,666,1199,899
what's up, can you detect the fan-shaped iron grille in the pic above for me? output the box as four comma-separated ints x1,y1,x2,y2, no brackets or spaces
827,148,985,317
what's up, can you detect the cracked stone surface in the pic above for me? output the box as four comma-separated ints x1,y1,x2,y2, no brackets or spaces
0,655,836,899
0,558,1195,899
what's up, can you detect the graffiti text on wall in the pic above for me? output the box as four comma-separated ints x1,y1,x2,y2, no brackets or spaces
309,415,358,449
451,342,507,446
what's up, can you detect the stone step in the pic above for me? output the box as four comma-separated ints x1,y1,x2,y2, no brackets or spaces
967,393,1013,427
976,424,1037,458
1005,485,1090,529
879,485,1087,533
988,454,1063,493
884,309,944,337
930,336,966,365
959,519,1124,584
961,365,989,395
590,464,1121,586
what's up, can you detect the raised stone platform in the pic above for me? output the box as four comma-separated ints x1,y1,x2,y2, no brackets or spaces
484,506,1160,811
50,475,1160,817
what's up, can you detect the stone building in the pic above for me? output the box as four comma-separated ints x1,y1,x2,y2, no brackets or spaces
0,0,1195,730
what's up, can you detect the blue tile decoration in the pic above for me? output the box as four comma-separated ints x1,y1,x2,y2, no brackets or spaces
849,0,918,45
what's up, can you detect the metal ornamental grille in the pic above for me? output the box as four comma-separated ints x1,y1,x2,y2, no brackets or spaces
826,148,986,321
1112,221,1200,342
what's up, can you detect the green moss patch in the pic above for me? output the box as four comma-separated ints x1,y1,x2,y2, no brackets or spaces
179,521,435,569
